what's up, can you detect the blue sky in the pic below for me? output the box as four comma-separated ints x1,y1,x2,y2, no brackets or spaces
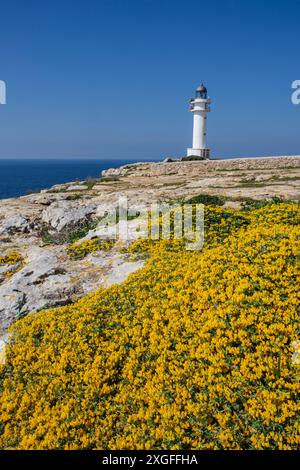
0,0,299,160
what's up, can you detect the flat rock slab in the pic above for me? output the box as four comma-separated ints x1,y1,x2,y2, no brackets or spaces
66,185,89,191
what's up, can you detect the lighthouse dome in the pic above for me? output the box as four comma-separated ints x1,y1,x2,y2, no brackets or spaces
196,83,207,98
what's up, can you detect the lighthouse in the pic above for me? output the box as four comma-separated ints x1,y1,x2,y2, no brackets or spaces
187,83,211,159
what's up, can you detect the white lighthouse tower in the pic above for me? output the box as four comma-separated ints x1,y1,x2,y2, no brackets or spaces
187,83,211,159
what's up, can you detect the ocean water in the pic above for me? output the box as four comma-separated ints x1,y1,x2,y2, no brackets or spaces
0,159,139,200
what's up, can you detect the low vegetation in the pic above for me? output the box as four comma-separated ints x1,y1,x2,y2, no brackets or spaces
67,238,116,260
0,251,24,266
181,155,206,161
39,220,100,246
0,202,299,449
0,250,25,283
186,193,225,206
84,178,100,190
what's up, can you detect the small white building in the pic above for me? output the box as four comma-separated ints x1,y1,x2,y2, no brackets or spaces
187,83,211,159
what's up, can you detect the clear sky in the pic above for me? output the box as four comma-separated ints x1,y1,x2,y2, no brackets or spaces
0,0,300,160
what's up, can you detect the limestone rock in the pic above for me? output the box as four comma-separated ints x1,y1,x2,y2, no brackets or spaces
0,214,31,235
0,248,73,332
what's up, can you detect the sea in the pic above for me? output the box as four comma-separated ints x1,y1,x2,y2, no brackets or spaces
0,159,143,200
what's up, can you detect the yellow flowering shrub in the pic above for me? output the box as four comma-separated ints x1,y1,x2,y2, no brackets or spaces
67,238,115,259
122,204,249,256
0,203,299,449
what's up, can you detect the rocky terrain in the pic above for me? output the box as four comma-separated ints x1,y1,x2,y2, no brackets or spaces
0,155,299,349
